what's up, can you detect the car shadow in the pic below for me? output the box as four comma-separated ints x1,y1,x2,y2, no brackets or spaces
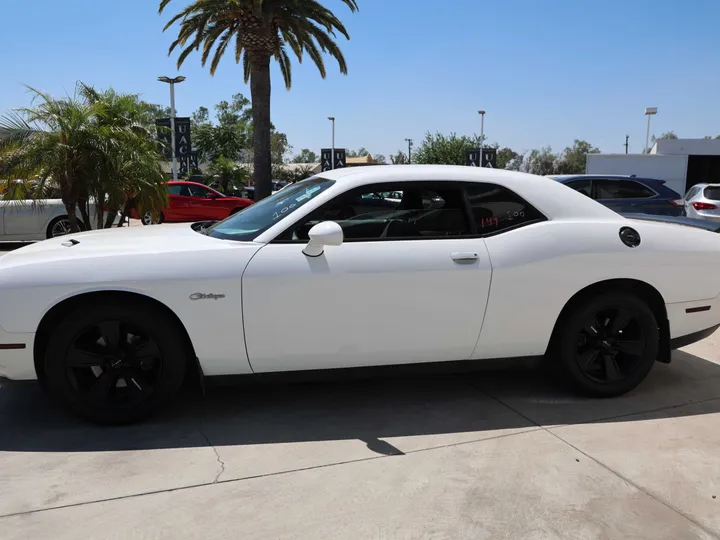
1,350,719,454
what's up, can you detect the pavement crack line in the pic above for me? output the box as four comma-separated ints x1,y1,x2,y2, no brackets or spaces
197,426,226,483
468,381,720,540
0,427,539,520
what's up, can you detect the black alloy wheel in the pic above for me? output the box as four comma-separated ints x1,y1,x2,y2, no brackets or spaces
44,300,187,424
553,292,659,397
574,307,645,384
65,320,163,408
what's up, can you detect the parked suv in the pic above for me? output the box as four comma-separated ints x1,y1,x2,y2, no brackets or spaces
684,183,720,222
551,175,686,216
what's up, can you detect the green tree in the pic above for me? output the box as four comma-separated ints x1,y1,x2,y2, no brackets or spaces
497,147,521,170
0,85,167,232
390,150,408,164
521,147,557,176
554,139,599,175
207,156,248,193
292,149,319,163
347,147,369,157
160,0,359,201
372,154,386,164
413,132,485,165
703,135,720,140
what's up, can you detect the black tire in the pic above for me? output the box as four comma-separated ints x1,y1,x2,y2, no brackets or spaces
551,292,659,397
43,300,188,424
141,211,164,226
46,216,84,239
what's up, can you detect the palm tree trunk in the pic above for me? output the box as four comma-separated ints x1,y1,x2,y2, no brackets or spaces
250,54,272,201
77,198,92,231
64,202,79,233
104,210,118,228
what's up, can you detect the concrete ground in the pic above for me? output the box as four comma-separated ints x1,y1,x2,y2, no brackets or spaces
0,243,719,539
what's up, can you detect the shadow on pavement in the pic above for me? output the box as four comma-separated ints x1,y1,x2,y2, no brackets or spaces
1,350,719,453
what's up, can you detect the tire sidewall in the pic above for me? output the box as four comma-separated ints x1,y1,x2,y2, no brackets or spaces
44,301,187,424
557,293,659,397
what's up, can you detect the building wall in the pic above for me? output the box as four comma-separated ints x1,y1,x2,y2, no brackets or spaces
654,139,720,156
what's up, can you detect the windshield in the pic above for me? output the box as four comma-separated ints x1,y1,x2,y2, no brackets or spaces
205,177,335,241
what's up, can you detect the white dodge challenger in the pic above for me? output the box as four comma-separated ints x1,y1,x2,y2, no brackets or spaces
1,165,720,424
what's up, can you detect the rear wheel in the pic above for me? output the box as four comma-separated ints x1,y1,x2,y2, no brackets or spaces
43,301,188,424
141,211,164,225
552,292,659,397
46,216,84,239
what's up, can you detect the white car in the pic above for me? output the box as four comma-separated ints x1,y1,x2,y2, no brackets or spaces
2,165,720,424
0,196,95,241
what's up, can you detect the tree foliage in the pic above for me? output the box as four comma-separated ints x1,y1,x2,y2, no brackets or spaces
412,132,486,165
292,148,318,163
553,139,599,175
0,84,167,232
160,0,359,200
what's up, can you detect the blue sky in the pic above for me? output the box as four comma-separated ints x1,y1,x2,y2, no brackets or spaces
1,0,719,159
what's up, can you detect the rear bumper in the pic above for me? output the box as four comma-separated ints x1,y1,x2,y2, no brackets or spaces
666,296,720,350
0,328,36,380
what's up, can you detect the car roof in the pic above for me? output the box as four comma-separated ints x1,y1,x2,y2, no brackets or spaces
552,174,663,182
315,165,620,222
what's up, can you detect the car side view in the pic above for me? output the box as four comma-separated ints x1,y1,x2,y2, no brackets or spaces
551,174,687,216
132,180,253,224
1,165,720,425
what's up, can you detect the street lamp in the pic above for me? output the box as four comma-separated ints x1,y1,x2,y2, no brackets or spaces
644,107,658,154
158,75,186,180
328,116,335,169
478,110,486,155
404,138,413,164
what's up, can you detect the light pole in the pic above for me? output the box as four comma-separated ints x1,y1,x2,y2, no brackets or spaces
158,75,186,180
328,116,335,169
644,107,657,154
478,110,486,158
405,138,413,164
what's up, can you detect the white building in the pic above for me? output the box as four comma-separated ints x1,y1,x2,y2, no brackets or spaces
586,138,720,196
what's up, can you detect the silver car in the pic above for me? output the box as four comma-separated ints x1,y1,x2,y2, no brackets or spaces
684,183,720,221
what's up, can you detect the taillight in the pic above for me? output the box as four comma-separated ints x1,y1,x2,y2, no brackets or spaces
669,199,685,207
693,202,718,210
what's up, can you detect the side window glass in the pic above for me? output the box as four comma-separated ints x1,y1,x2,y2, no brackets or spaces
287,184,470,241
188,184,210,198
168,184,183,195
565,180,592,198
596,180,655,199
465,183,546,234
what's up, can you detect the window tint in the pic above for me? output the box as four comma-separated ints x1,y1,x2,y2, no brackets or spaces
565,179,592,197
286,183,469,241
188,184,212,198
703,187,720,201
596,180,655,199
168,184,183,195
465,184,545,234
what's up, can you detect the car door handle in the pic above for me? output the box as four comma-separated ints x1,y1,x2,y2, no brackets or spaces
451,252,479,263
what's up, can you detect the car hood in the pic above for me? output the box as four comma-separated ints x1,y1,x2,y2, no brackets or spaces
0,223,256,272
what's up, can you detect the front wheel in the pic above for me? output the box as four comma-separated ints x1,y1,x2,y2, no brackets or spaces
43,300,188,424
551,292,659,397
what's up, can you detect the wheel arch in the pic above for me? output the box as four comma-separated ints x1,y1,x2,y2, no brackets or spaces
33,290,198,382
546,278,670,363
45,214,85,238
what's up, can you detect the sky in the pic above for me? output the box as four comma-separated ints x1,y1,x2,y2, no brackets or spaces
1,0,719,160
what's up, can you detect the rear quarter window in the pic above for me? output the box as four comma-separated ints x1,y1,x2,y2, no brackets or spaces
703,187,720,201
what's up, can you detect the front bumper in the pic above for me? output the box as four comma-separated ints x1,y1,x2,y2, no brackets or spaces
0,328,36,380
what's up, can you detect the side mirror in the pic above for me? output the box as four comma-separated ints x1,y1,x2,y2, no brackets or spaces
208,193,218,200
303,221,344,257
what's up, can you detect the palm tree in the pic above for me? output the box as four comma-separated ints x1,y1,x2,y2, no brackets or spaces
159,0,359,200
0,87,105,232
0,85,168,231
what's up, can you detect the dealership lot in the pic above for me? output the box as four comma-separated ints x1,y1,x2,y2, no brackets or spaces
0,244,719,539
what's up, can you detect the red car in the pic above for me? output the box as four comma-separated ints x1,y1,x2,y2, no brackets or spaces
133,181,253,225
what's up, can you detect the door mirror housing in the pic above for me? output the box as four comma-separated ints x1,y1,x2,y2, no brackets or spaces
303,221,344,257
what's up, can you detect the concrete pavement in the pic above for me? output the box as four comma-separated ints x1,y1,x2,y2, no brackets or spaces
0,337,719,538
0,242,719,539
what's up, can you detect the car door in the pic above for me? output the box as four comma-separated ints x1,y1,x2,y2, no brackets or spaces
594,179,658,214
186,183,227,220
241,181,493,373
2,198,57,239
